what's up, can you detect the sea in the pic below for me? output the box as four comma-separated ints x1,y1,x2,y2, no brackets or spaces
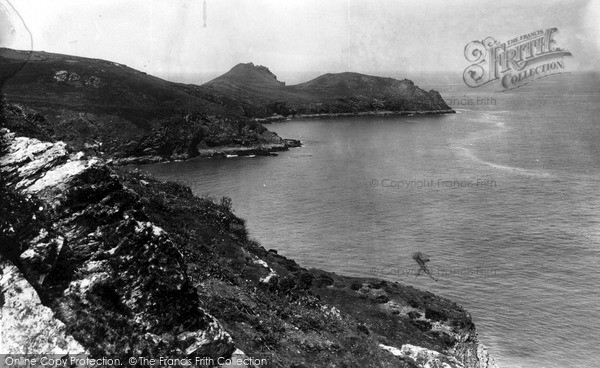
134,72,600,368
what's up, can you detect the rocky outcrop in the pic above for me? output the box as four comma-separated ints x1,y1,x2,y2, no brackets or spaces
0,129,497,367
205,63,287,89
0,262,85,354
0,129,235,359
0,100,300,165
53,70,102,88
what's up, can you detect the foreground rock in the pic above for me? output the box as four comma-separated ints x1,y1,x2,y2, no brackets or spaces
0,129,496,367
0,262,85,354
0,130,234,360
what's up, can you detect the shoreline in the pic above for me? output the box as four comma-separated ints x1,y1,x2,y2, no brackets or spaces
107,109,456,166
114,109,454,166
255,108,456,123
0,128,499,367
111,139,303,166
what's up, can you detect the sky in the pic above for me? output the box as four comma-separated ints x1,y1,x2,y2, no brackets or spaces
1,0,599,84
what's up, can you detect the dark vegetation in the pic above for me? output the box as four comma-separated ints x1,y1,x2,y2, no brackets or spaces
114,169,479,367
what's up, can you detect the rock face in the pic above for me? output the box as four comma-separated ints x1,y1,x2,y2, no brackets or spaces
0,262,85,354
0,129,235,359
0,129,497,368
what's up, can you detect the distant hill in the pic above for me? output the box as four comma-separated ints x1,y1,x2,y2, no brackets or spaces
0,49,290,163
206,62,286,90
201,63,453,118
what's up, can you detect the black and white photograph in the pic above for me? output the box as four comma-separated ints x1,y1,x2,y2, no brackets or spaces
1,1,599,367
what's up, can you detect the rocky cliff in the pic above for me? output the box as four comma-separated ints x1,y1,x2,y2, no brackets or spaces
0,129,497,368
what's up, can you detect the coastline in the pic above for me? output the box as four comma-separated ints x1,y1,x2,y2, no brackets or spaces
110,139,302,166
0,128,498,367
255,109,456,123
110,108,455,166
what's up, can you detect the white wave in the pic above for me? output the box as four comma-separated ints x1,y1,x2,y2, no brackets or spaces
454,147,554,178
453,108,469,113
477,112,507,127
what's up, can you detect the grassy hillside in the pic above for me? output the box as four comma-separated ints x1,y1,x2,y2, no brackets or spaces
0,48,288,162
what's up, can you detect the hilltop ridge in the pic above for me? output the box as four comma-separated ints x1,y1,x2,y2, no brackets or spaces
201,63,453,119
206,62,286,89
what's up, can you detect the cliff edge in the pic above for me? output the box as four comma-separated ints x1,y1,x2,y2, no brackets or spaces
0,129,496,368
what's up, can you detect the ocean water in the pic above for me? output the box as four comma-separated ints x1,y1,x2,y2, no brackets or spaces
135,72,600,368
